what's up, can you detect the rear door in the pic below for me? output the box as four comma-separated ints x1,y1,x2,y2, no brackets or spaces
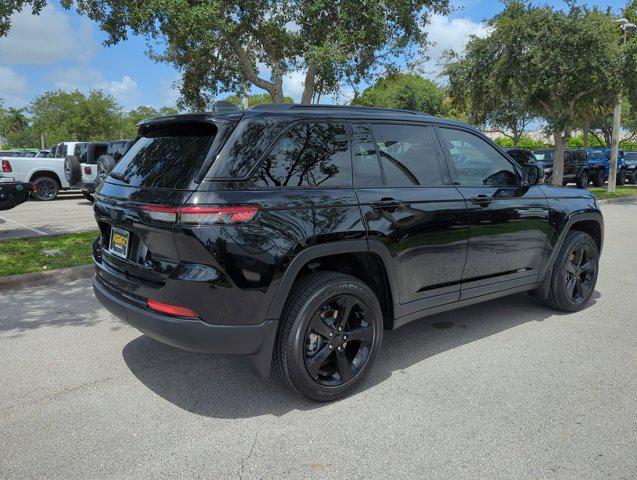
352,122,468,316
434,126,550,299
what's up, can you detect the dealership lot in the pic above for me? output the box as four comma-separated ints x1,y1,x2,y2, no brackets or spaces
0,201,635,479
0,192,96,240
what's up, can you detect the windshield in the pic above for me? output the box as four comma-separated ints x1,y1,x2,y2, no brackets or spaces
624,152,637,161
109,123,217,189
588,151,605,159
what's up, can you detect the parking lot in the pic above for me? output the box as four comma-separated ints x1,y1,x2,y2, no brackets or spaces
0,192,96,240
0,200,635,479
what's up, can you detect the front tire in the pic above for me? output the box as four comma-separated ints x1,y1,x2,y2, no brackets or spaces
576,171,589,189
591,171,604,187
544,231,599,312
616,169,626,186
273,272,383,402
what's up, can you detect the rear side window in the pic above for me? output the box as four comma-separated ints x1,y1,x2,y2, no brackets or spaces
351,124,383,187
109,123,217,189
371,124,444,187
252,122,351,188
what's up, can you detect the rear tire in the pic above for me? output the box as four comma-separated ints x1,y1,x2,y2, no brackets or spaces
273,271,383,402
64,155,81,184
616,169,626,186
32,175,59,201
591,171,604,187
544,231,599,312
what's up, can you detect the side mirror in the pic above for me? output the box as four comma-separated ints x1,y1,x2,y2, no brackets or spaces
521,162,544,186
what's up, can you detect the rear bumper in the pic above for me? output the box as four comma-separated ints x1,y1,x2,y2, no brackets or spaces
0,182,32,210
81,181,97,193
93,275,277,357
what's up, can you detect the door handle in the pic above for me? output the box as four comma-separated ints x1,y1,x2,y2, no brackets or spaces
370,198,402,212
469,195,494,206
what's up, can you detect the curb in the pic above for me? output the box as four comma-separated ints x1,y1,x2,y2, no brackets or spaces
0,264,94,291
597,196,637,205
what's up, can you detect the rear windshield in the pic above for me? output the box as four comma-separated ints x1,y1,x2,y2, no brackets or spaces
108,123,217,189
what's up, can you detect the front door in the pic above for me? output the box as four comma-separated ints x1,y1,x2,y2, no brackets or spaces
352,122,469,316
434,127,550,299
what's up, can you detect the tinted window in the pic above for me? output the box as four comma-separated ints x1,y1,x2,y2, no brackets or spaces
208,117,287,178
252,122,351,188
109,126,216,189
351,123,383,187
439,128,518,187
371,124,443,187
625,152,637,161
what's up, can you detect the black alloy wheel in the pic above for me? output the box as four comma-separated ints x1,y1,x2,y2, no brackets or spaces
274,271,383,401
304,294,374,387
544,231,599,312
32,176,59,201
563,243,596,304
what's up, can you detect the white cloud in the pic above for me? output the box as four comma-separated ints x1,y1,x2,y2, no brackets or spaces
157,78,181,107
0,67,28,106
422,14,489,78
106,75,141,107
48,66,103,91
0,4,97,66
282,70,306,102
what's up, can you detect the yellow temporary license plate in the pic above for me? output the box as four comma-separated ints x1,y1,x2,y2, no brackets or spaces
109,227,130,259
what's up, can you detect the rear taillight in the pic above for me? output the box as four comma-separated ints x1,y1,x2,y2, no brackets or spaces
84,166,92,175
147,299,199,318
2,160,11,172
141,205,260,224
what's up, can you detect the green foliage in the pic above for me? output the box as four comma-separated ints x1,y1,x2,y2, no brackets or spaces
60,0,450,109
120,105,179,138
494,135,549,150
0,0,46,36
351,73,447,115
568,135,605,149
222,93,293,108
29,90,124,145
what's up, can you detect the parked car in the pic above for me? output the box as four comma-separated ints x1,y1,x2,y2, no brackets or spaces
587,148,627,187
624,151,637,183
64,142,109,201
0,179,33,210
95,140,134,185
92,103,603,401
533,149,590,188
504,148,543,168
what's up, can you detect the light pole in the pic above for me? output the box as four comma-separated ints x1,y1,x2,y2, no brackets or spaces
608,18,636,193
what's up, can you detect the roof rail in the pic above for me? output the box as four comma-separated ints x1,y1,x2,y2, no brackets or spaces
249,103,430,116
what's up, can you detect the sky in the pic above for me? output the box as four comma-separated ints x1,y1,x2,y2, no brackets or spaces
0,0,628,111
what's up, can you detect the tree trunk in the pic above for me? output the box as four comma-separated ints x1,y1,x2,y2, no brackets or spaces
40,132,45,149
513,132,521,148
583,116,589,149
608,92,622,193
551,131,566,186
301,65,317,104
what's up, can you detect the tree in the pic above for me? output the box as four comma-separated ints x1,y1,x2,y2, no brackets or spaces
222,93,293,108
42,0,451,109
0,1,46,36
30,90,124,145
351,73,447,115
121,106,180,138
446,2,624,186
443,47,535,148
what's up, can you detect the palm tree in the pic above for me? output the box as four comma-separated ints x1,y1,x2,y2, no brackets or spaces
5,107,29,134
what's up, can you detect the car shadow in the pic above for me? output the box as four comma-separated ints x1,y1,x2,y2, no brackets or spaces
122,291,601,419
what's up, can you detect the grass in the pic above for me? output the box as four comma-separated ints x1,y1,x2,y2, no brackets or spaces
589,185,637,200
0,231,98,276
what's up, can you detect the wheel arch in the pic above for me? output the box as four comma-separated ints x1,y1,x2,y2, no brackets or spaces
28,169,63,187
265,240,398,327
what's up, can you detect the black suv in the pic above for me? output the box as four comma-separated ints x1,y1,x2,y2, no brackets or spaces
533,149,590,188
92,104,603,401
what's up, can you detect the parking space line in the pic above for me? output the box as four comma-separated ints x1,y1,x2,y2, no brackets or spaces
0,216,48,236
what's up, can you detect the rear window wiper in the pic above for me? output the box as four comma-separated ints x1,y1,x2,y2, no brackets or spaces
109,172,130,184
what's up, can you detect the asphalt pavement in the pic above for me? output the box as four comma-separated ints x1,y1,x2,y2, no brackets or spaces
0,201,635,479
0,191,96,240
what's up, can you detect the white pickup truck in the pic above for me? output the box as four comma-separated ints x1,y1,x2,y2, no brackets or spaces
0,142,79,200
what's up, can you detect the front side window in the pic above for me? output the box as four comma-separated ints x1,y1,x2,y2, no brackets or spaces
253,122,351,188
438,128,518,187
